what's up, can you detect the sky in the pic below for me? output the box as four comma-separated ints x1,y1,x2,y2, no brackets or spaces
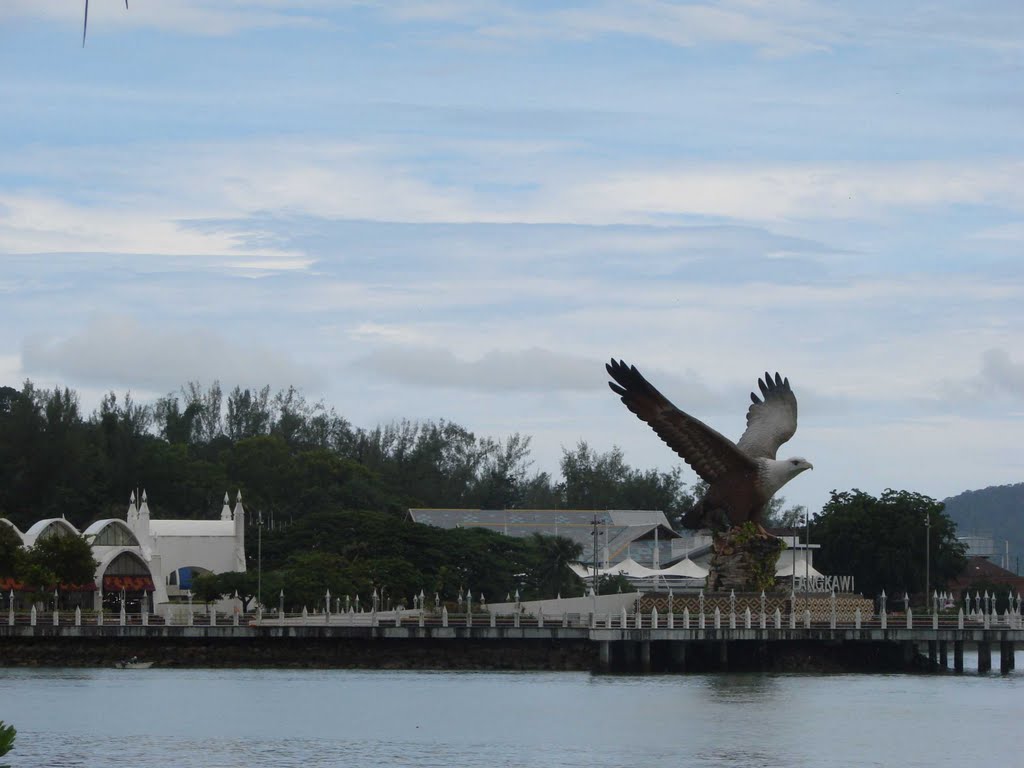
2,1,1023,515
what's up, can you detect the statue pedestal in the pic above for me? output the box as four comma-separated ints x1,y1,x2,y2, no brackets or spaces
707,524,785,593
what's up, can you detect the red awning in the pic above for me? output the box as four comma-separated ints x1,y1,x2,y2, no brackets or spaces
0,577,96,592
103,575,155,593
62,582,98,592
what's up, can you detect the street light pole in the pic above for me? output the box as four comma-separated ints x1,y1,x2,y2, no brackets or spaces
591,515,600,617
791,523,797,595
804,506,810,619
925,513,931,613
257,510,263,612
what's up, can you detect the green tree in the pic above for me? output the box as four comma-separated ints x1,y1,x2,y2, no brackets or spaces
526,533,584,598
598,573,635,594
0,523,24,578
18,562,57,604
0,719,16,757
558,442,696,526
25,533,98,602
226,385,273,441
813,489,966,600
278,551,355,612
213,570,261,611
190,571,225,609
764,497,807,529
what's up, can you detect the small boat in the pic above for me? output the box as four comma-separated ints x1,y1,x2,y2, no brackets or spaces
114,659,154,669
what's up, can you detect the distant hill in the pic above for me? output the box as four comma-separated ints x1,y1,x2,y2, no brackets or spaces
943,483,1024,574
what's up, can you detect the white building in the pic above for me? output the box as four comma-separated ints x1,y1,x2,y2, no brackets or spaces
1,490,246,611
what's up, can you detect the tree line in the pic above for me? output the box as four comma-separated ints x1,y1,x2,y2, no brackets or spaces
0,379,693,607
0,380,969,607
0,522,97,603
0,380,699,532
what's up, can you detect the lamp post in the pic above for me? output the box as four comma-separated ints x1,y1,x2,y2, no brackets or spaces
257,510,263,613
591,514,601,621
791,523,797,596
925,512,931,614
804,506,810,620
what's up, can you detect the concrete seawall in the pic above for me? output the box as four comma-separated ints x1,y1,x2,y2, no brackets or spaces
1,623,1018,673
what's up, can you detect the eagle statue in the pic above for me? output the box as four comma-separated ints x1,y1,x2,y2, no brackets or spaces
606,359,812,534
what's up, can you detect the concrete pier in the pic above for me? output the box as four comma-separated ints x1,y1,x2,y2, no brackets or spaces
978,641,991,673
1,614,1021,675
1000,641,1015,675
670,641,687,672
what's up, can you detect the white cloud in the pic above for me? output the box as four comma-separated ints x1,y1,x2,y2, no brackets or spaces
8,139,1024,231
970,222,1024,241
357,345,601,392
980,349,1024,398
0,193,309,271
550,162,1024,223
6,0,1020,61
0,355,23,387
1,0,340,36
940,348,1024,404
21,315,323,394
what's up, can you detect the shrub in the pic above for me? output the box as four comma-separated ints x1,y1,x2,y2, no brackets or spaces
0,720,16,756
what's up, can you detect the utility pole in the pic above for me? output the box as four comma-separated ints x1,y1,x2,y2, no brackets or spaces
804,507,810,619
925,513,931,613
257,510,263,611
591,515,600,600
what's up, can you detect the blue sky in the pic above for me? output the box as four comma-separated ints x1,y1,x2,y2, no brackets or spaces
2,1,1023,514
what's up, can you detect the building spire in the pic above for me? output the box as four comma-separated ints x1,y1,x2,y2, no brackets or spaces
220,492,232,521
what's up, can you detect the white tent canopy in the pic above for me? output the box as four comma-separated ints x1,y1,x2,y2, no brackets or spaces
659,558,708,578
569,563,592,580
571,557,709,582
600,557,662,579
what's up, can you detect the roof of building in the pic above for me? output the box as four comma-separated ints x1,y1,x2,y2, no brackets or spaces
408,508,679,553
947,556,1024,594
0,518,23,540
82,518,131,535
408,508,673,529
22,517,79,544
148,519,236,537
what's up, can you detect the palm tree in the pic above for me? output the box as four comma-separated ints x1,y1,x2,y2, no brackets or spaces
530,534,583,599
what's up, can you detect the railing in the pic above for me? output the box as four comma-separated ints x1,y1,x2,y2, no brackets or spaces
247,605,1024,632
4,603,1022,632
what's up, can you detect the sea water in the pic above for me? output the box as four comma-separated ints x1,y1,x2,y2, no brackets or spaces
1,658,1021,767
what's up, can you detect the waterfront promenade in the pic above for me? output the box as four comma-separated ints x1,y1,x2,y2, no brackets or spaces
1,601,1020,674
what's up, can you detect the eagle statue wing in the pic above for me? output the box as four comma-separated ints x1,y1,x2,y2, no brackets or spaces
605,359,756,485
735,371,798,460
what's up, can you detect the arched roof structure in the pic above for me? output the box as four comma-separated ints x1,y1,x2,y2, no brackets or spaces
23,518,80,546
83,519,139,547
0,518,24,543
96,549,155,593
